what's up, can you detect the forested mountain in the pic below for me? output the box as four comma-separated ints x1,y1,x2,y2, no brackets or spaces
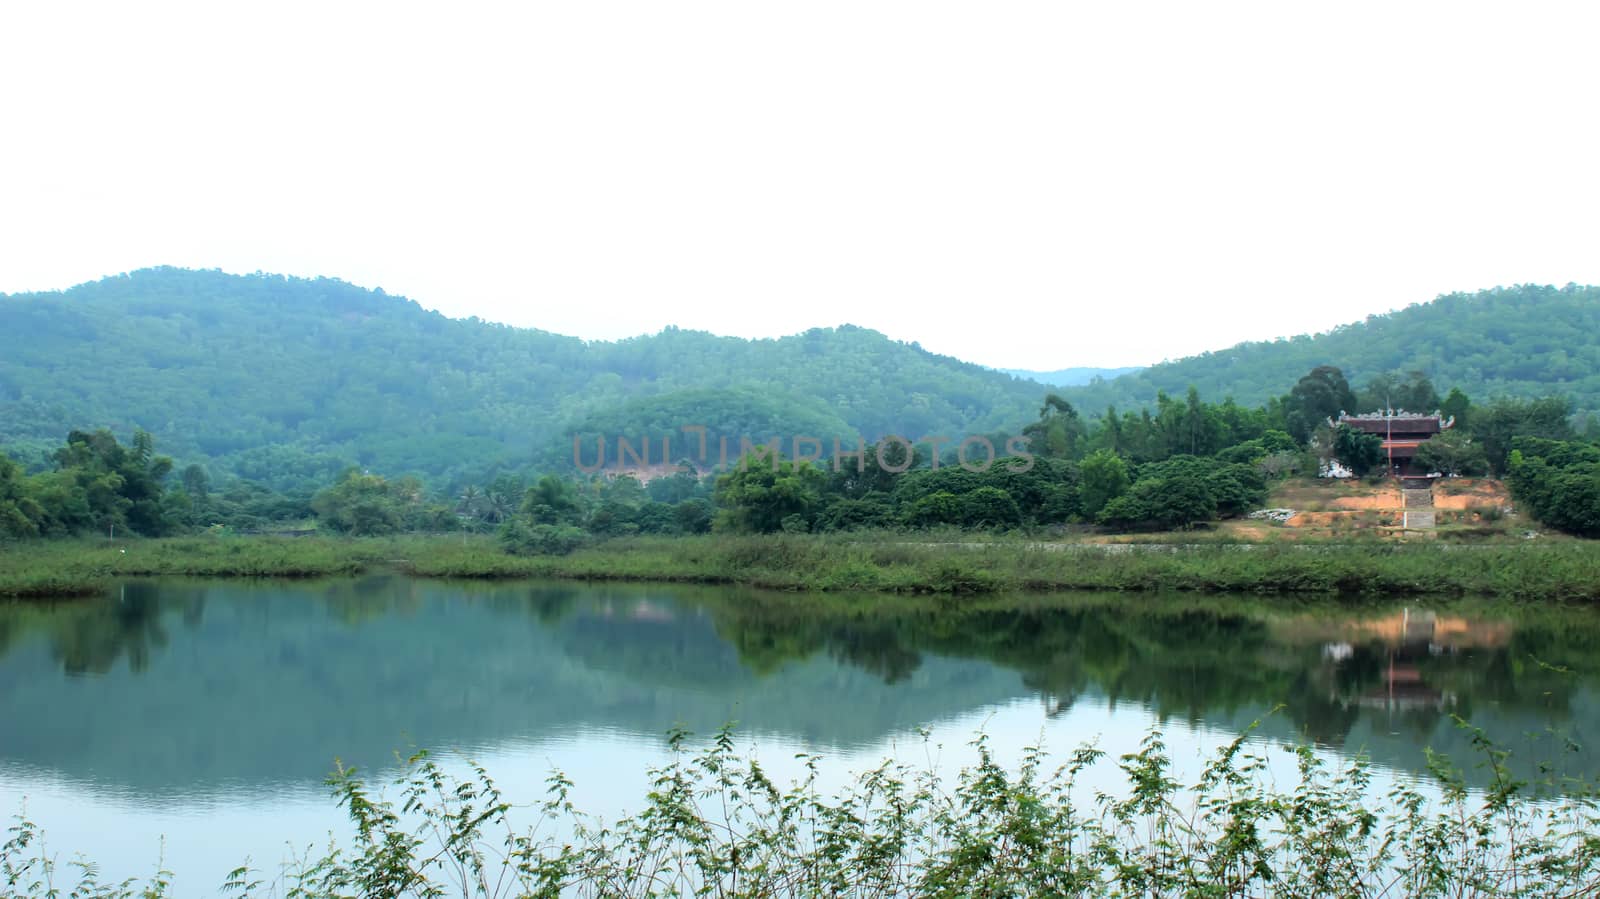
0,268,1045,486
999,366,1143,387
1061,285,1600,421
5,271,1597,497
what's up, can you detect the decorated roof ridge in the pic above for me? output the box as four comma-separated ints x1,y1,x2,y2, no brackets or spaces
1337,409,1445,420
1328,410,1455,431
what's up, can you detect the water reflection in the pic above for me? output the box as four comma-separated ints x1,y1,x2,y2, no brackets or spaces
1,578,1596,801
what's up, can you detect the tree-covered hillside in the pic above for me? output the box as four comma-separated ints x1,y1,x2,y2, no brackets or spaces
0,268,1044,486
1060,284,1600,421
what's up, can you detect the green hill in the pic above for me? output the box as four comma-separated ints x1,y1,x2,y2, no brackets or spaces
0,268,1045,486
1060,284,1600,419
6,273,1595,490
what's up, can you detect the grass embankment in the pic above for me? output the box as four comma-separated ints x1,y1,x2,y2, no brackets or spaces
403,532,1600,600
0,537,375,598
3,531,1598,600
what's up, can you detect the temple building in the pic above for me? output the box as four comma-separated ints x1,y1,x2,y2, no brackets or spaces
1335,411,1454,477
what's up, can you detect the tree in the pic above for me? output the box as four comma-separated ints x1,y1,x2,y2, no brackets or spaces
1359,370,1440,413
456,485,483,519
1257,451,1304,479
1412,430,1489,477
500,521,589,555
904,491,963,528
1440,387,1473,430
1100,405,1125,454
827,439,923,499
1332,424,1385,477
1508,442,1600,537
0,455,46,539
1473,397,1574,475
1284,366,1357,444
1157,473,1219,529
646,463,706,504
1023,394,1086,459
40,429,176,536
311,469,410,535
1205,464,1268,518
181,464,210,501
1098,473,1217,530
1078,449,1130,518
816,495,895,531
521,474,582,526
673,498,714,534
1181,386,1224,456
713,448,826,533
959,487,1022,528
602,473,647,508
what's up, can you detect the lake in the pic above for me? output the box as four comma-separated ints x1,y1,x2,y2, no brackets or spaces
2,576,1598,893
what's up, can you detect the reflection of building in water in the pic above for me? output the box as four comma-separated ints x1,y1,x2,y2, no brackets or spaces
1358,655,1447,713
1340,608,1512,651
1317,608,1513,714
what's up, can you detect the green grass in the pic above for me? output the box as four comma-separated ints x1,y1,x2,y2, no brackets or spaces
0,537,374,598
3,531,1598,601
492,532,1600,600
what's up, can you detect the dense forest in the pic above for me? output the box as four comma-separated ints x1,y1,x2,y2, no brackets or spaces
0,268,1044,487
4,366,1595,543
6,272,1600,496
1060,284,1600,423
3,269,1598,543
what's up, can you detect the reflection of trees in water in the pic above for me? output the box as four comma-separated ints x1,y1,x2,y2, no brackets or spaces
55,588,168,674
707,599,1295,724
827,627,925,684
5,579,1600,778
688,593,1600,758
319,575,425,625
7,583,206,675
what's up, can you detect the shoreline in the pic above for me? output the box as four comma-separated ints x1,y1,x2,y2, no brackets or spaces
2,532,1597,602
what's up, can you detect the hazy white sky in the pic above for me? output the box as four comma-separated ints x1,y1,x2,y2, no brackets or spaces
3,2,1598,370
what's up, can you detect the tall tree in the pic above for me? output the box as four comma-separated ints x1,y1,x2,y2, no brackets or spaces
1284,366,1358,443
1440,387,1473,429
1078,449,1130,518
1474,397,1574,475
1332,424,1385,477
714,448,826,533
1022,394,1086,459
1359,370,1440,413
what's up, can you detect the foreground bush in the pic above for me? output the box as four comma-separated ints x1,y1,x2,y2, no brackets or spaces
6,722,1600,897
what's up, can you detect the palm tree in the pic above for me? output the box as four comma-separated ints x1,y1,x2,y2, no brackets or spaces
483,488,515,524
456,485,483,520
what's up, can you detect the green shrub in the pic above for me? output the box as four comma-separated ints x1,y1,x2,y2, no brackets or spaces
6,723,1598,897
499,521,589,556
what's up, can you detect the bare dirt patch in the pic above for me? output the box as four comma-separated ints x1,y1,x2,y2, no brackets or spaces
1327,485,1405,511
1431,478,1511,511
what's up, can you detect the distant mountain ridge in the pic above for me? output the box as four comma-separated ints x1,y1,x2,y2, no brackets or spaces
3,271,1595,488
1000,366,1144,387
0,268,1048,486
1059,284,1600,421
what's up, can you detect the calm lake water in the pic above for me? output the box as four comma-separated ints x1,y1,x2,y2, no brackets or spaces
3,576,1598,893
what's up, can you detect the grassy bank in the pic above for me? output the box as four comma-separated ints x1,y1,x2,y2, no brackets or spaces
404,532,1600,600
4,531,1598,601
0,537,376,598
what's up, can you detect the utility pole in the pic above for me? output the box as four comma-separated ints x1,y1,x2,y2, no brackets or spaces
1386,391,1393,477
